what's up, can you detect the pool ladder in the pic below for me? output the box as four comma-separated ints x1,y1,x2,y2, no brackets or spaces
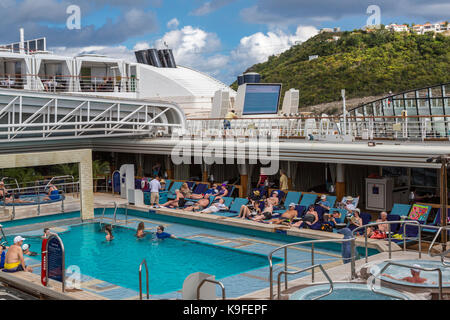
276,264,334,300
0,224,8,245
139,259,149,300
100,202,129,228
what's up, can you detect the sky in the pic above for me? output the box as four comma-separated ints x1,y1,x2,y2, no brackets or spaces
0,0,448,84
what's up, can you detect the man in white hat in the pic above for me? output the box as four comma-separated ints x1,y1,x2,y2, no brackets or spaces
382,264,427,284
344,196,357,213
3,236,32,272
318,195,331,211
269,203,298,225
267,191,280,207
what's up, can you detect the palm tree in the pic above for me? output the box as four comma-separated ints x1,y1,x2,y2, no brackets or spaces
92,160,110,192
54,163,79,193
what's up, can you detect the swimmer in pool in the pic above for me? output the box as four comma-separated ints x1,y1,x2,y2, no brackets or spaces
382,264,427,284
136,222,146,238
42,228,51,239
105,225,114,241
43,184,60,201
155,225,176,239
22,244,37,256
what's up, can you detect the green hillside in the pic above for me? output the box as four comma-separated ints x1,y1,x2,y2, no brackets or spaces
232,30,450,108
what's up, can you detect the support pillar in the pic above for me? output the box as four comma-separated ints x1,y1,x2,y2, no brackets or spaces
440,159,448,250
238,164,248,198
201,164,210,183
336,163,346,202
79,151,94,220
136,153,143,177
166,156,174,179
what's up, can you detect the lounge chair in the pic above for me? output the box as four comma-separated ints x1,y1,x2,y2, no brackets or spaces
299,193,318,208
193,183,208,195
162,179,172,191
325,195,337,208
274,191,302,213
389,203,411,217
165,181,183,199
212,197,249,217
422,209,450,234
186,181,196,190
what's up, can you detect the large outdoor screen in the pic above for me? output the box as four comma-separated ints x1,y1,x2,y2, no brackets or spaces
242,84,281,115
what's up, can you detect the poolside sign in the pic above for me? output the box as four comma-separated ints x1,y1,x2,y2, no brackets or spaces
41,234,66,292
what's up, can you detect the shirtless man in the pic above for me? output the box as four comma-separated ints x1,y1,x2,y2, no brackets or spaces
3,236,33,272
267,191,280,206
270,203,297,225
376,212,389,233
184,198,210,212
382,264,427,284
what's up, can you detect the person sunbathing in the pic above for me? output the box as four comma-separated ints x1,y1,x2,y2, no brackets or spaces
200,198,229,214
251,200,274,222
184,198,210,212
212,184,228,201
43,184,60,201
161,184,190,208
292,205,318,228
269,203,297,225
239,201,262,219
188,184,219,200
267,191,280,206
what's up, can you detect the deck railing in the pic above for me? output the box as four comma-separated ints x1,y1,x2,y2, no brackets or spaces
0,73,138,94
186,114,450,141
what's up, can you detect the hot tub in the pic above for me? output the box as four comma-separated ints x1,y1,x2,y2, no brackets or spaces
290,282,410,300
370,259,450,289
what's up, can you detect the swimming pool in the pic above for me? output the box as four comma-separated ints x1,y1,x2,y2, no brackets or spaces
18,222,282,295
0,193,64,206
4,208,380,299
290,283,411,300
371,260,450,288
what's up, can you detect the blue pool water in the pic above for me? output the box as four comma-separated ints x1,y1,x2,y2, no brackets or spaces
290,283,410,300
371,260,450,288
0,193,63,206
19,223,282,295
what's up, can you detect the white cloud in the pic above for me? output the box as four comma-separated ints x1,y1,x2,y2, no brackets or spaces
230,25,319,74
133,42,150,51
52,24,319,85
153,26,228,75
167,18,180,29
51,45,135,61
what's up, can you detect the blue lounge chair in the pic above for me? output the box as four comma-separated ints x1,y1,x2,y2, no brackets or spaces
422,209,450,234
221,196,234,208
274,191,302,213
162,179,172,191
213,198,249,217
299,193,318,208
324,195,337,208
389,203,411,216
186,181,196,190
193,183,208,195
165,181,183,199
